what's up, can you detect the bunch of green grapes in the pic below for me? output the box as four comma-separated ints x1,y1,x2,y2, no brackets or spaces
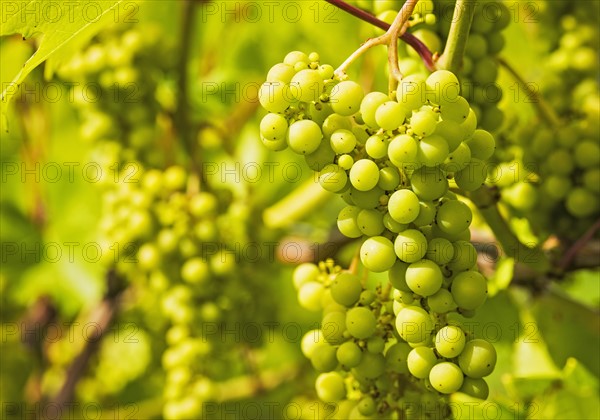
492,16,599,240
351,0,437,27
98,164,274,419
57,24,176,168
260,52,497,415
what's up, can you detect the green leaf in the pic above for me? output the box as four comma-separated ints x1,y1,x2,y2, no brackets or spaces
1,0,127,130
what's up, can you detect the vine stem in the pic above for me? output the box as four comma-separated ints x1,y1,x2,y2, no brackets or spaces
333,0,422,86
437,0,476,73
497,56,562,128
558,218,600,272
325,0,435,70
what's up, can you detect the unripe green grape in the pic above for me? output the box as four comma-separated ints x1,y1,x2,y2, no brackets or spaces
298,281,325,311
383,212,407,233
472,57,498,85
451,271,487,310
583,169,600,193
465,33,488,58
574,140,600,168
337,206,363,238
260,113,288,141
287,119,323,154
502,182,537,211
566,187,599,218
412,201,436,227
319,164,348,193
542,175,572,201
290,69,324,102
330,129,357,154
410,28,442,59
352,351,385,380
406,259,443,297
322,114,353,138
367,335,385,353
349,186,384,209
388,189,420,224
346,307,377,339
163,166,187,191
261,135,287,151
284,51,309,66
301,329,325,358
546,149,574,176
337,340,363,367
365,135,388,159
389,260,410,291
305,141,336,171
293,263,320,290
435,325,466,358
189,192,217,218
426,70,460,104
442,142,472,173
429,362,464,394
454,159,488,191
360,91,391,127
434,120,463,152
316,372,346,402
378,166,400,191
357,396,376,416
407,346,438,378
460,109,478,140
426,237,454,265
138,243,161,271
440,97,470,123
385,342,412,373
396,306,434,343
375,101,408,130
350,159,380,191
411,110,438,137
259,81,292,113
459,377,489,399
436,200,473,236
427,288,457,313
181,257,210,284
458,339,497,378
338,154,354,170
322,311,347,344
410,167,448,200
447,241,478,272
331,272,362,307
360,236,396,272
310,343,338,372
330,80,364,116
465,130,495,160
418,134,449,166
266,62,295,83
357,209,385,236
388,134,418,167
397,74,427,110
394,229,428,263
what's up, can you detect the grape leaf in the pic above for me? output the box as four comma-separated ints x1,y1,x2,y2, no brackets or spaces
1,0,127,130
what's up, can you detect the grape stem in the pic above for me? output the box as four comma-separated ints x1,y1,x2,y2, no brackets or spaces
332,0,421,90
437,0,476,73
325,0,435,71
558,218,600,272
497,56,562,128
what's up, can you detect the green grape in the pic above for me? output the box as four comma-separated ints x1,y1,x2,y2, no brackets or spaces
389,260,410,291
574,140,600,168
189,192,217,217
350,159,380,191
322,114,353,138
357,396,376,416
331,272,362,307
566,187,599,218
546,149,574,176
261,135,287,151
411,109,438,137
394,229,428,263
427,70,460,105
451,271,487,310
367,336,385,353
330,129,357,154
181,258,209,284
375,101,408,130
406,259,443,297
290,69,324,102
410,166,448,201
287,119,323,154
542,175,572,201
349,186,385,209
427,289,457,313
417,134,449,166
388,134,419,167
338,154,354,170
319,164,348,193
138,243,161,271
458,339,497,378
361,91,392,127
259,81,293,113
322,311,347,344
388,189,420,224
447,240,478,272
306,141,336,171
266,63,295,83
465,129,495,160
425,237,454,265
460,109,478,140
365,135,388,159
435,325,466,358
330,80,364,116
383,212,407,233
284,51,309,66
434,120,464,152
298,281,325,311
440,97,470,123
502,182,538,211
378,166,400,190
442,142,472,173
436,200,473,236
360,236,397,272
346,307,377,339
315,372,346,402
163,166,187,191
301,329,325,358
309,101,333,125
412,201,436,227
454,158,488,191
385,342,412,374
310,343,339,372
459,377,489,399
407,346,438,378
397,74,427,110
583,169,600,193
357,208,385,236
472,57,498,84
429,362,464,394
352,351,386,380
337,340,363,367
337,206,363,238
396,306,434,343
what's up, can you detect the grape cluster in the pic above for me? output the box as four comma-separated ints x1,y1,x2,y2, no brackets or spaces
492,16,600,239
260,52,497,414
352,0,437,27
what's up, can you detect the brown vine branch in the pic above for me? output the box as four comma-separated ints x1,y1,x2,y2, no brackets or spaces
558,218,600,272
